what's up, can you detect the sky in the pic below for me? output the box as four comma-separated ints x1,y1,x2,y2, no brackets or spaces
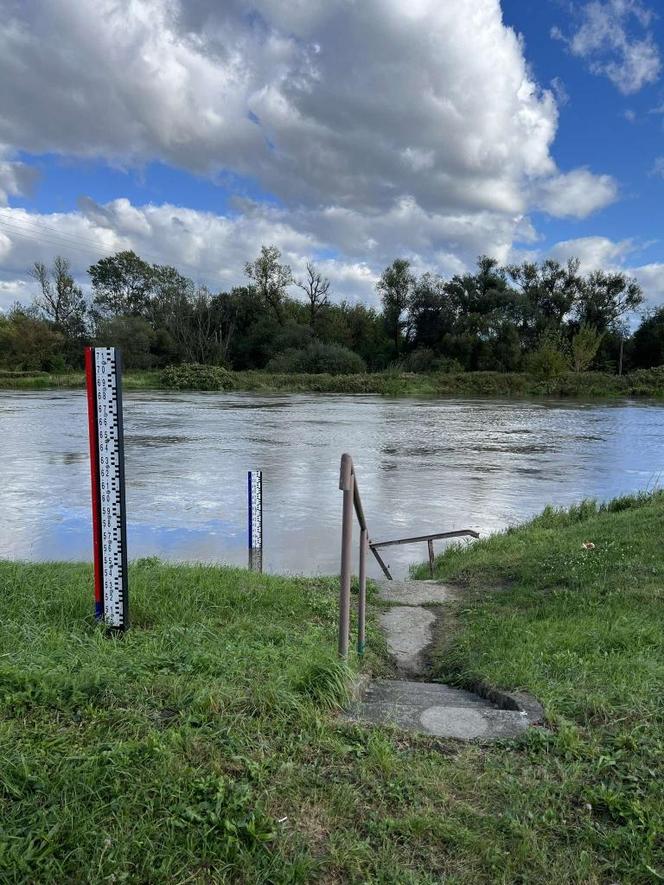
1,0,664,312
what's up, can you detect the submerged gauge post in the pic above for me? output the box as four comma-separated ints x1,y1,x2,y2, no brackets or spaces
84,346,129,630
248,469,263,573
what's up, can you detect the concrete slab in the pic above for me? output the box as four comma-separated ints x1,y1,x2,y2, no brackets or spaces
349,578,542,742
380,606,435,675
345,679,530,741
377,580,458,606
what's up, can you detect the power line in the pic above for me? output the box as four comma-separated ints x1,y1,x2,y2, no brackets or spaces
0,212,217,284
0,208,124,253
0,208,224,283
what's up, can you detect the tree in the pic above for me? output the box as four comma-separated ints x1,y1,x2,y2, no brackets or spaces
148,264,195,328
244,245,293,325
408,273,451,351
571,325,603,372
30,256,87,333
95,315,156,369
0,305,65,371
630,308,664,369
170,287,234,365
296,262,331,329
575,270,643,333
88,250,156,318
506,258,581,344
377,258,415,357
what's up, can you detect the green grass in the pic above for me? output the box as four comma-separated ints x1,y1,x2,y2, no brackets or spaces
0,370,160,391
2,494,664,882
3,366,664,397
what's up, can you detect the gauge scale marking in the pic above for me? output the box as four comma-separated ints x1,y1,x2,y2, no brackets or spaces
248,470,263,549
85,347,129,629
248,470,263,572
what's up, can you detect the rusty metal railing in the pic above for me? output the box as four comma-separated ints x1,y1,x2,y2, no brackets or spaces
338,452,479,658
338,453,369,658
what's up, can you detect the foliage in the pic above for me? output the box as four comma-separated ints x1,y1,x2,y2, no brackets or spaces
377,257,415,356
161,363,236,390
3,491,664,881
244,245,293,326
630,307,664,369
525,329,570,380
30,256,87,338
296,261,331,330
2,245,653,377
10,366,664,399
266,340,366,374
88,249,160,317
576,269,644,332
571,324,604,372
411,492,664,881
96,315,156,369
0,306,65,371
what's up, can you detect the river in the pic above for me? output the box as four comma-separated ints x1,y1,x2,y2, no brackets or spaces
1,390,662,578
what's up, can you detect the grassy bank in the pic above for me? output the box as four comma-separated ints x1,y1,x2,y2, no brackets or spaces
413,491,664,882
2,494,664,881
3,366,664,397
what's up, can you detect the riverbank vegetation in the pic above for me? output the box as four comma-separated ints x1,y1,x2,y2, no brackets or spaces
2,492,663,881
4,364,664,398
3,245,664,385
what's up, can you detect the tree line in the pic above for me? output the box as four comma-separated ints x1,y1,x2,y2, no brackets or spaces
1,245,663,375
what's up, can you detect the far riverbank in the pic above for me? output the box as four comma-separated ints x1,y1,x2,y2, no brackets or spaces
3,365,664,398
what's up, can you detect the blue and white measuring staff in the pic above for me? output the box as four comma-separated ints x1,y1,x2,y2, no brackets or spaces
248,470,263,568
85,346,129,630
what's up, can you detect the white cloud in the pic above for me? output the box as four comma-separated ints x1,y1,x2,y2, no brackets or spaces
550,76,570,106
0,193,534,311
548,235,636,271
548,235,664,308
535,168,618,218
0,149,38,205
0,0,609,219
631,263,664,305
0,0,622,300
553,0,661,94
0,278,30,312
650,156,664,177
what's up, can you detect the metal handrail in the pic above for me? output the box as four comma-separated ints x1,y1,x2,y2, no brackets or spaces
338,452,480,658
338,453,367,658
371,529,480,578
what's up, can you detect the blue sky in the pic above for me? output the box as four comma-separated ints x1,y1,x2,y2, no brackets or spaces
1,0,664,309
503,0,664,264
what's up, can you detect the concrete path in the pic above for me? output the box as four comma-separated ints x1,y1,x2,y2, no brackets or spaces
380,606,436,676
345,580,542,741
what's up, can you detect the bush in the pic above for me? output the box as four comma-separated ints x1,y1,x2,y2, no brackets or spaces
525,331,570,381
402,348,436,373
266,341,366,375
161,363,236,390
0,309,65,372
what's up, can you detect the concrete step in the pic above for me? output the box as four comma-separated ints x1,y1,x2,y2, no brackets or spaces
345,679,530,741
379,606,436,676
377,579,458,606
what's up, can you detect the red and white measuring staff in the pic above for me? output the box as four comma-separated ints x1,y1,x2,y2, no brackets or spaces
85,346,129,629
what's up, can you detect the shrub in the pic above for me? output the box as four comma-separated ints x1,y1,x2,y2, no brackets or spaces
0,309,65,372
572,325,604,373
266,341,366,374
402,348,436,373
161,363,236,390
525,331,570,381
